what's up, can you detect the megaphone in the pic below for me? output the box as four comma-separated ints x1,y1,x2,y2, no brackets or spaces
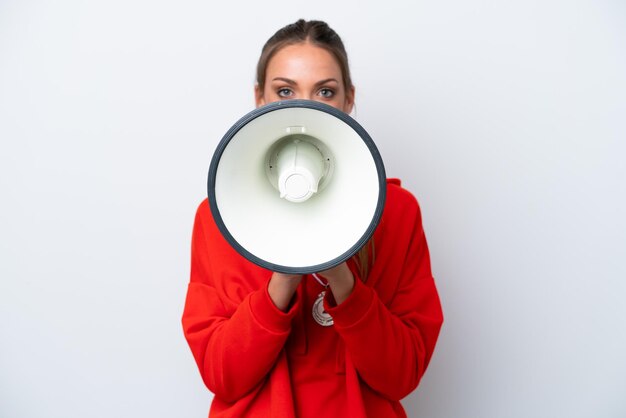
208,100,386,274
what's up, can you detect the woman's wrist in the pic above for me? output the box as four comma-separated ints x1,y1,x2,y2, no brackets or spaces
268,272,302,311
319,263,354,305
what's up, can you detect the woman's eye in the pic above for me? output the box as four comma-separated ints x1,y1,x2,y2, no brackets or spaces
318,88,335,98
277,88,293,97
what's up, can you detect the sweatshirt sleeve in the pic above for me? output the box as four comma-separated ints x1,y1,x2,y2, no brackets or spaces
181,201,299,403
325,186,443,401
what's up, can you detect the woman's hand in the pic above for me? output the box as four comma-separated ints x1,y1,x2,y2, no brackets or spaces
268,272,303,311
268,262,355,311
318,262,355,305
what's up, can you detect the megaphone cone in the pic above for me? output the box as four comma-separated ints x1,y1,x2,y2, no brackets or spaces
208,100,386,274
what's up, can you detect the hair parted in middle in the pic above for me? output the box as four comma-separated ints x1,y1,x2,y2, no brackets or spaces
255,19,353,97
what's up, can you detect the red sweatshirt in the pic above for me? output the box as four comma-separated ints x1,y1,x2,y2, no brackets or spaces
182,179,443,417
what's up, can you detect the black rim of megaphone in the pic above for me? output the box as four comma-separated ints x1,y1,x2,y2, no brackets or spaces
207,99,386,275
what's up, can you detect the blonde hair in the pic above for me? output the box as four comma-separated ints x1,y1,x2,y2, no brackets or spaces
356,239,375,282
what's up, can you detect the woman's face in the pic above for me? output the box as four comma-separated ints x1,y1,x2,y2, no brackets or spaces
255,42,354,113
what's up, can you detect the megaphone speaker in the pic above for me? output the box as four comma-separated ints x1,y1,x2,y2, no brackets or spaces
208,100,386,274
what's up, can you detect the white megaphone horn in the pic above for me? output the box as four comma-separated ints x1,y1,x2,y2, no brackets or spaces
207,100,386,274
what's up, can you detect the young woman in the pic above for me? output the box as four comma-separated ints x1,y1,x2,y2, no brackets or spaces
182,19,443,418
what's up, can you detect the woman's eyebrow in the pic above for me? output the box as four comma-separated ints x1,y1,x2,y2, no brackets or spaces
271,77,297,85
314,78,339,86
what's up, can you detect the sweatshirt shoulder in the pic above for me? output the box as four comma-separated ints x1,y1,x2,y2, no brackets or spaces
386,178,421,212
194,197,211,220
196,197,210,212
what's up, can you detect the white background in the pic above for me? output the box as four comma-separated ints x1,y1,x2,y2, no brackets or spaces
1,1,625,417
